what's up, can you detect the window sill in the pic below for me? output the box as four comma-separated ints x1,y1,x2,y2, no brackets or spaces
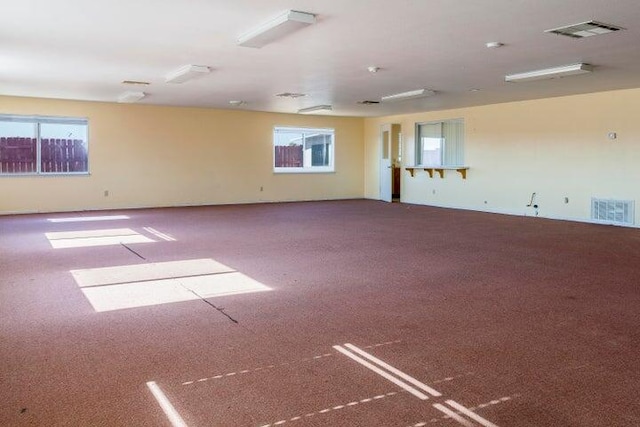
0,172,90,177
405,166,469,179
274,168,335,174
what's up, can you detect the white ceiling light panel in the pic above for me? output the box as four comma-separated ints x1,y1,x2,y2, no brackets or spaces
238,10,316,48
381,89,436,102
505,63,593,82
297,105,332,114
117,91,146,103
165,65,210,84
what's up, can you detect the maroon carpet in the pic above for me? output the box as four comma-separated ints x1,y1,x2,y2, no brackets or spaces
1,200,639,426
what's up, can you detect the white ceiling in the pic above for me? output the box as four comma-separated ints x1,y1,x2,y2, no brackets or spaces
2,0,640,117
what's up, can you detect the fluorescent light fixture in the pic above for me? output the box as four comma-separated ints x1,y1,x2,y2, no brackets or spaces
505,63,593,82
238,10,316,48
381,89,436,102
117,91,146,103
165,64,210,84
297,105,332,114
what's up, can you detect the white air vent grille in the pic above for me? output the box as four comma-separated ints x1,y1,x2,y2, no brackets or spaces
546,21,624,38
591,198,634,225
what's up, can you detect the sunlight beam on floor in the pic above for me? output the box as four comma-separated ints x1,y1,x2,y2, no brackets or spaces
47,215,130,223
45,228,154,248
71,259,271,312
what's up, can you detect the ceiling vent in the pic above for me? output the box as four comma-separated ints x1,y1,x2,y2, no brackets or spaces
357,100,380,105
591,198,634,225
275,92,306,98
122,80,150,86
545,21,624,38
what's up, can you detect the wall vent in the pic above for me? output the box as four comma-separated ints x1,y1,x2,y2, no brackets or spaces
591,198,634,225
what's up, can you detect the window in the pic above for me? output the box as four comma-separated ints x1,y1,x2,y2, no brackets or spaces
273,127,334,173
415,118,464,166
0,115,88,175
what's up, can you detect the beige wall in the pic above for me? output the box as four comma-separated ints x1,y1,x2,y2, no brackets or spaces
0,96,364,214
365,88,640,226
5,88,639,224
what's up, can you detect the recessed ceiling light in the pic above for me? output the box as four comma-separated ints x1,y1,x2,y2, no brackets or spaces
117,91,146,103
297,105,332,114
229,100,246,107
238,10,316,48
165,65,211,84
276,92,307,98
381,89,436,102
469,88,481,92
505,63,593,82
545,20,623,38
367,66,381,73
485,42,504,48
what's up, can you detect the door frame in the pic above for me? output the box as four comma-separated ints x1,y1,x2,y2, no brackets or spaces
379,123,401,202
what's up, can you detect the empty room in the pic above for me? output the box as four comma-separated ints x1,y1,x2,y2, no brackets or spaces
1,1,639,426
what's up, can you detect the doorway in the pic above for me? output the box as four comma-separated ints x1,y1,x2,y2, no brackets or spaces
379,123,402,202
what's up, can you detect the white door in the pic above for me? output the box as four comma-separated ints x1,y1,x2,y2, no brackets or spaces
380,125,392,202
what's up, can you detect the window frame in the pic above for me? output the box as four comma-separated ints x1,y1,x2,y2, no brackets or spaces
415,118,464,167
273,126,335,174
0,114,89,176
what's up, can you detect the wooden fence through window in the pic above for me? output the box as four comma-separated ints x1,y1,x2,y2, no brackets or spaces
274,145,303,168
0,137,87,173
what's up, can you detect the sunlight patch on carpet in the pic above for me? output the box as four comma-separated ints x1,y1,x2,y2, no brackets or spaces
71,258,271,312
47,215,130,223
45,228,154,248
